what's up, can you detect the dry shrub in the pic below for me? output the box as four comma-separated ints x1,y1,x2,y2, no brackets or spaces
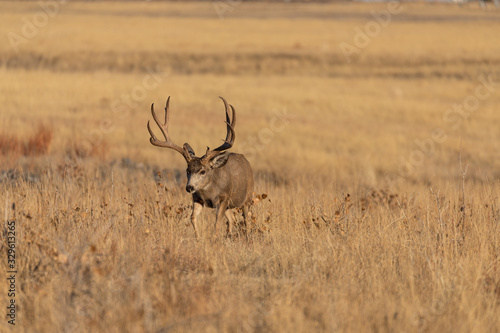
67,140,109,160
25,125,53,155
0,125,53,158
0,134,22,157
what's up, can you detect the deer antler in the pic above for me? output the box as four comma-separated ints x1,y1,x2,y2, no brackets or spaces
205,97,236,160
147,97,192,162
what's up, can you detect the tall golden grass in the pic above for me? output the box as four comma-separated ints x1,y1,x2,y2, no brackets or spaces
0,1,499,332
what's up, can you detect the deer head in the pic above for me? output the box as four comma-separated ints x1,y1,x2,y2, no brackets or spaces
147,96,236,194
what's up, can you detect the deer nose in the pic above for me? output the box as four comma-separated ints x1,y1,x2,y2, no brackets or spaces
186,185,194,193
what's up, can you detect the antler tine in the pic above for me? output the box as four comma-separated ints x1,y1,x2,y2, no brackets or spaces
205,97,236,159
220,97,236,143
148,97,191,161
216,120,235,150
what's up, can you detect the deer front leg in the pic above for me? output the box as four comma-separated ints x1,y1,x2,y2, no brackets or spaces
213,200,229,237
224,209,236,236
191,198,203,239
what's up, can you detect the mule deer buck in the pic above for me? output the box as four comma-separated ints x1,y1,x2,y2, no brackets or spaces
147,96,254,238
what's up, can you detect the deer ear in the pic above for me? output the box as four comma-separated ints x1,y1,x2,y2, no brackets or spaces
183,143,196,158
210,151,230,169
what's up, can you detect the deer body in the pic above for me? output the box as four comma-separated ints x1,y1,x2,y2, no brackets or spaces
188,153,253,209
147,97,254,238
188,152,253,236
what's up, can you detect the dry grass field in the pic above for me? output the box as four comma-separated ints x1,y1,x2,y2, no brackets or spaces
0,1,500,332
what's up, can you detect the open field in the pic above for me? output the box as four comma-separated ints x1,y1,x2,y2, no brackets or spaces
0,1,499,332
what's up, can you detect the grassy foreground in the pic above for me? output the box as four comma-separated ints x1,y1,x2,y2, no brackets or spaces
0,1,499,332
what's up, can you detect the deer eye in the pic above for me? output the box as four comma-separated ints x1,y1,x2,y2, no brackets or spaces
200,170,206,175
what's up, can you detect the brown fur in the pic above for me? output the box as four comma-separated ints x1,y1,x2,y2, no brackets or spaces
187,152,254,237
